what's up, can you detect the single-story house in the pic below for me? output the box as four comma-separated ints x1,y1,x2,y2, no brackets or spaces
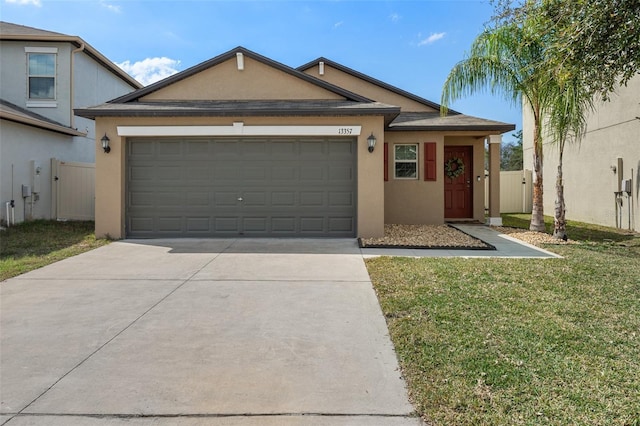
76,47,514,239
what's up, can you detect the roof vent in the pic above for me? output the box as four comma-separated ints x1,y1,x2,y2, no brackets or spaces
319,61,325,76
236,52,244,71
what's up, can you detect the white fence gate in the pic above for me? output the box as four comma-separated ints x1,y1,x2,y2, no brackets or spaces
51,159,95,221
485,169,533,213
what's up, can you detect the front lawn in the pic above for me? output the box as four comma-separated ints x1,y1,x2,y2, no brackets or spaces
0,220,109,281
367,216,640,425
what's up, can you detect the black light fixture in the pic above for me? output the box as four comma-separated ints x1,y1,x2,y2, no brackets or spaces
367,132,377,153
101,133,111,153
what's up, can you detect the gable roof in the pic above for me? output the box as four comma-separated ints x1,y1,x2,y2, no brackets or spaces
110,47,372,104
0,98,85,136
297,57,460,115
0,21,142,90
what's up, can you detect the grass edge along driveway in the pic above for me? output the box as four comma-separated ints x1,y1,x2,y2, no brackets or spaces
367,216,640,426
0,220,109,282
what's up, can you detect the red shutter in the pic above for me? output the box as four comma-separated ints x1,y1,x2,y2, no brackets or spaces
424,142,437,181
384,143,389,181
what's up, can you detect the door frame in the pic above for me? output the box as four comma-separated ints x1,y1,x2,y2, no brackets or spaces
444,145,474,219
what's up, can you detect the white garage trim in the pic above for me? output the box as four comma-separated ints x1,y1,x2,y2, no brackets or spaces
117,124,362,137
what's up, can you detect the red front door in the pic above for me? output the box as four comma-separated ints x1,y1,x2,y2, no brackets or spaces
444,146,473,219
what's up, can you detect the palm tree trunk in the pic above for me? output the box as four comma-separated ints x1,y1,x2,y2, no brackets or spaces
553,146,567,240
530,116,546,232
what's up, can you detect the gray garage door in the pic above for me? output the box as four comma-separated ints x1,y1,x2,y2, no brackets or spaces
126,137,357,237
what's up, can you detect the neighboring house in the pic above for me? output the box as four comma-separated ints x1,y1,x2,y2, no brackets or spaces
523,75,640,232
76,47,514,239
0,22,142,225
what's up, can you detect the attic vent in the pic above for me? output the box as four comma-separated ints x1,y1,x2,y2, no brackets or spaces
319,61,325,76
236,52,244,71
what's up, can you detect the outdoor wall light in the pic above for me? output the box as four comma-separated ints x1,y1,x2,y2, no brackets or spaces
101,133,111,153
367,132,377,153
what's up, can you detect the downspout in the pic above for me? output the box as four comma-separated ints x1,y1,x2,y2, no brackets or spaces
70,42,85,129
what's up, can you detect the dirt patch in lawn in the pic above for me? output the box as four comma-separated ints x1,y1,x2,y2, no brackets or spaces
359,224,492,249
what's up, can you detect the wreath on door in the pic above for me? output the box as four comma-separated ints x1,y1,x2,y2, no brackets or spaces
445,157,465,179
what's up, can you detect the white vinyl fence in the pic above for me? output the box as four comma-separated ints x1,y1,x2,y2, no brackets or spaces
485,169,533,213
51,159,95,220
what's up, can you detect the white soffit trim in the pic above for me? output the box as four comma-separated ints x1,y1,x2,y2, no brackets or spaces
117,125,362,137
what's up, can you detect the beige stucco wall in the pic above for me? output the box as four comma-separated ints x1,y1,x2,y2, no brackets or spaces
383,133,487,224
94,115,385,239
302,64,438,112
523,75,640,231
141,57,344,101
384,132,444,224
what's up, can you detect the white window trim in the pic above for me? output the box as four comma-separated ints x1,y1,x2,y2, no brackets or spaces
25,47,58,54
26,47,57,103
394,143,419,180
26,101,58,108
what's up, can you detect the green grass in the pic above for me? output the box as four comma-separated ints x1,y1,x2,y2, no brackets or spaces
0,220,109,281
502,213,637,242
367,215,640,425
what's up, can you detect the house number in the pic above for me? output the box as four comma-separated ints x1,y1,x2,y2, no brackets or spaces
338,128,353,135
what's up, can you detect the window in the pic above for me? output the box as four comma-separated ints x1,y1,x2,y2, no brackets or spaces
27,52,56,100
394,144,418,179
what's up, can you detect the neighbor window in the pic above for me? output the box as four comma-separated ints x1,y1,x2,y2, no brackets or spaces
27,52,56,100
394,144,418,179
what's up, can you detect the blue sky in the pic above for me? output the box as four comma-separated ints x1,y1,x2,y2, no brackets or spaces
2,0,521,143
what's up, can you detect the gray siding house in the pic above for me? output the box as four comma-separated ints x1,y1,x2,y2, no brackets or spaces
0,22,141,224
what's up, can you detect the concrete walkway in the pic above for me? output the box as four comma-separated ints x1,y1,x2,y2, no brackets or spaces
361,224,562,258
1,239,421,426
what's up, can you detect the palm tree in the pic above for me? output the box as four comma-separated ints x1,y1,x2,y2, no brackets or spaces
546,72,595,239
440,22,554,232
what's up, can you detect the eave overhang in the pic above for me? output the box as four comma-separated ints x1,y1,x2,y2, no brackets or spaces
1,100,86,136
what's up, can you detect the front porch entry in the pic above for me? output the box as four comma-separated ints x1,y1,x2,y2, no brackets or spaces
444,145,473,219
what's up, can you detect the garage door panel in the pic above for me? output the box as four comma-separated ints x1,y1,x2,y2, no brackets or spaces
272,217,296,232
300,217,324,232
243,141,267,156
157,217,182,232
214,141,241,156
214,217,240,232
213,192,239,207
300,167,324,181
300,191,323,206
272,192,295,206
270,141,297,156
186,140,210,157
186,217,211,232
329,217,355,233
329,166,354,181
127,137,356,237
329,192,354,207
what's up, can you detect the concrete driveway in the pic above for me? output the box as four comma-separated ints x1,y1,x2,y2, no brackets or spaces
0,239,421,426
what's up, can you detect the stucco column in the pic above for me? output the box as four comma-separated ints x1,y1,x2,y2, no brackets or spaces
487,135,502,226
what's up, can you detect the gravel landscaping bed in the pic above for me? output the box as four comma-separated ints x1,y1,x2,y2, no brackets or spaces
493,226,573,246
359,224,492,249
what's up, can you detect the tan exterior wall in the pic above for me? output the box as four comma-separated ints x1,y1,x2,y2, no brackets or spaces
523,75,640,231
94,115,385,239
141,57,344,101
303,64,437,112
383,133,486,224
384,132,444,224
